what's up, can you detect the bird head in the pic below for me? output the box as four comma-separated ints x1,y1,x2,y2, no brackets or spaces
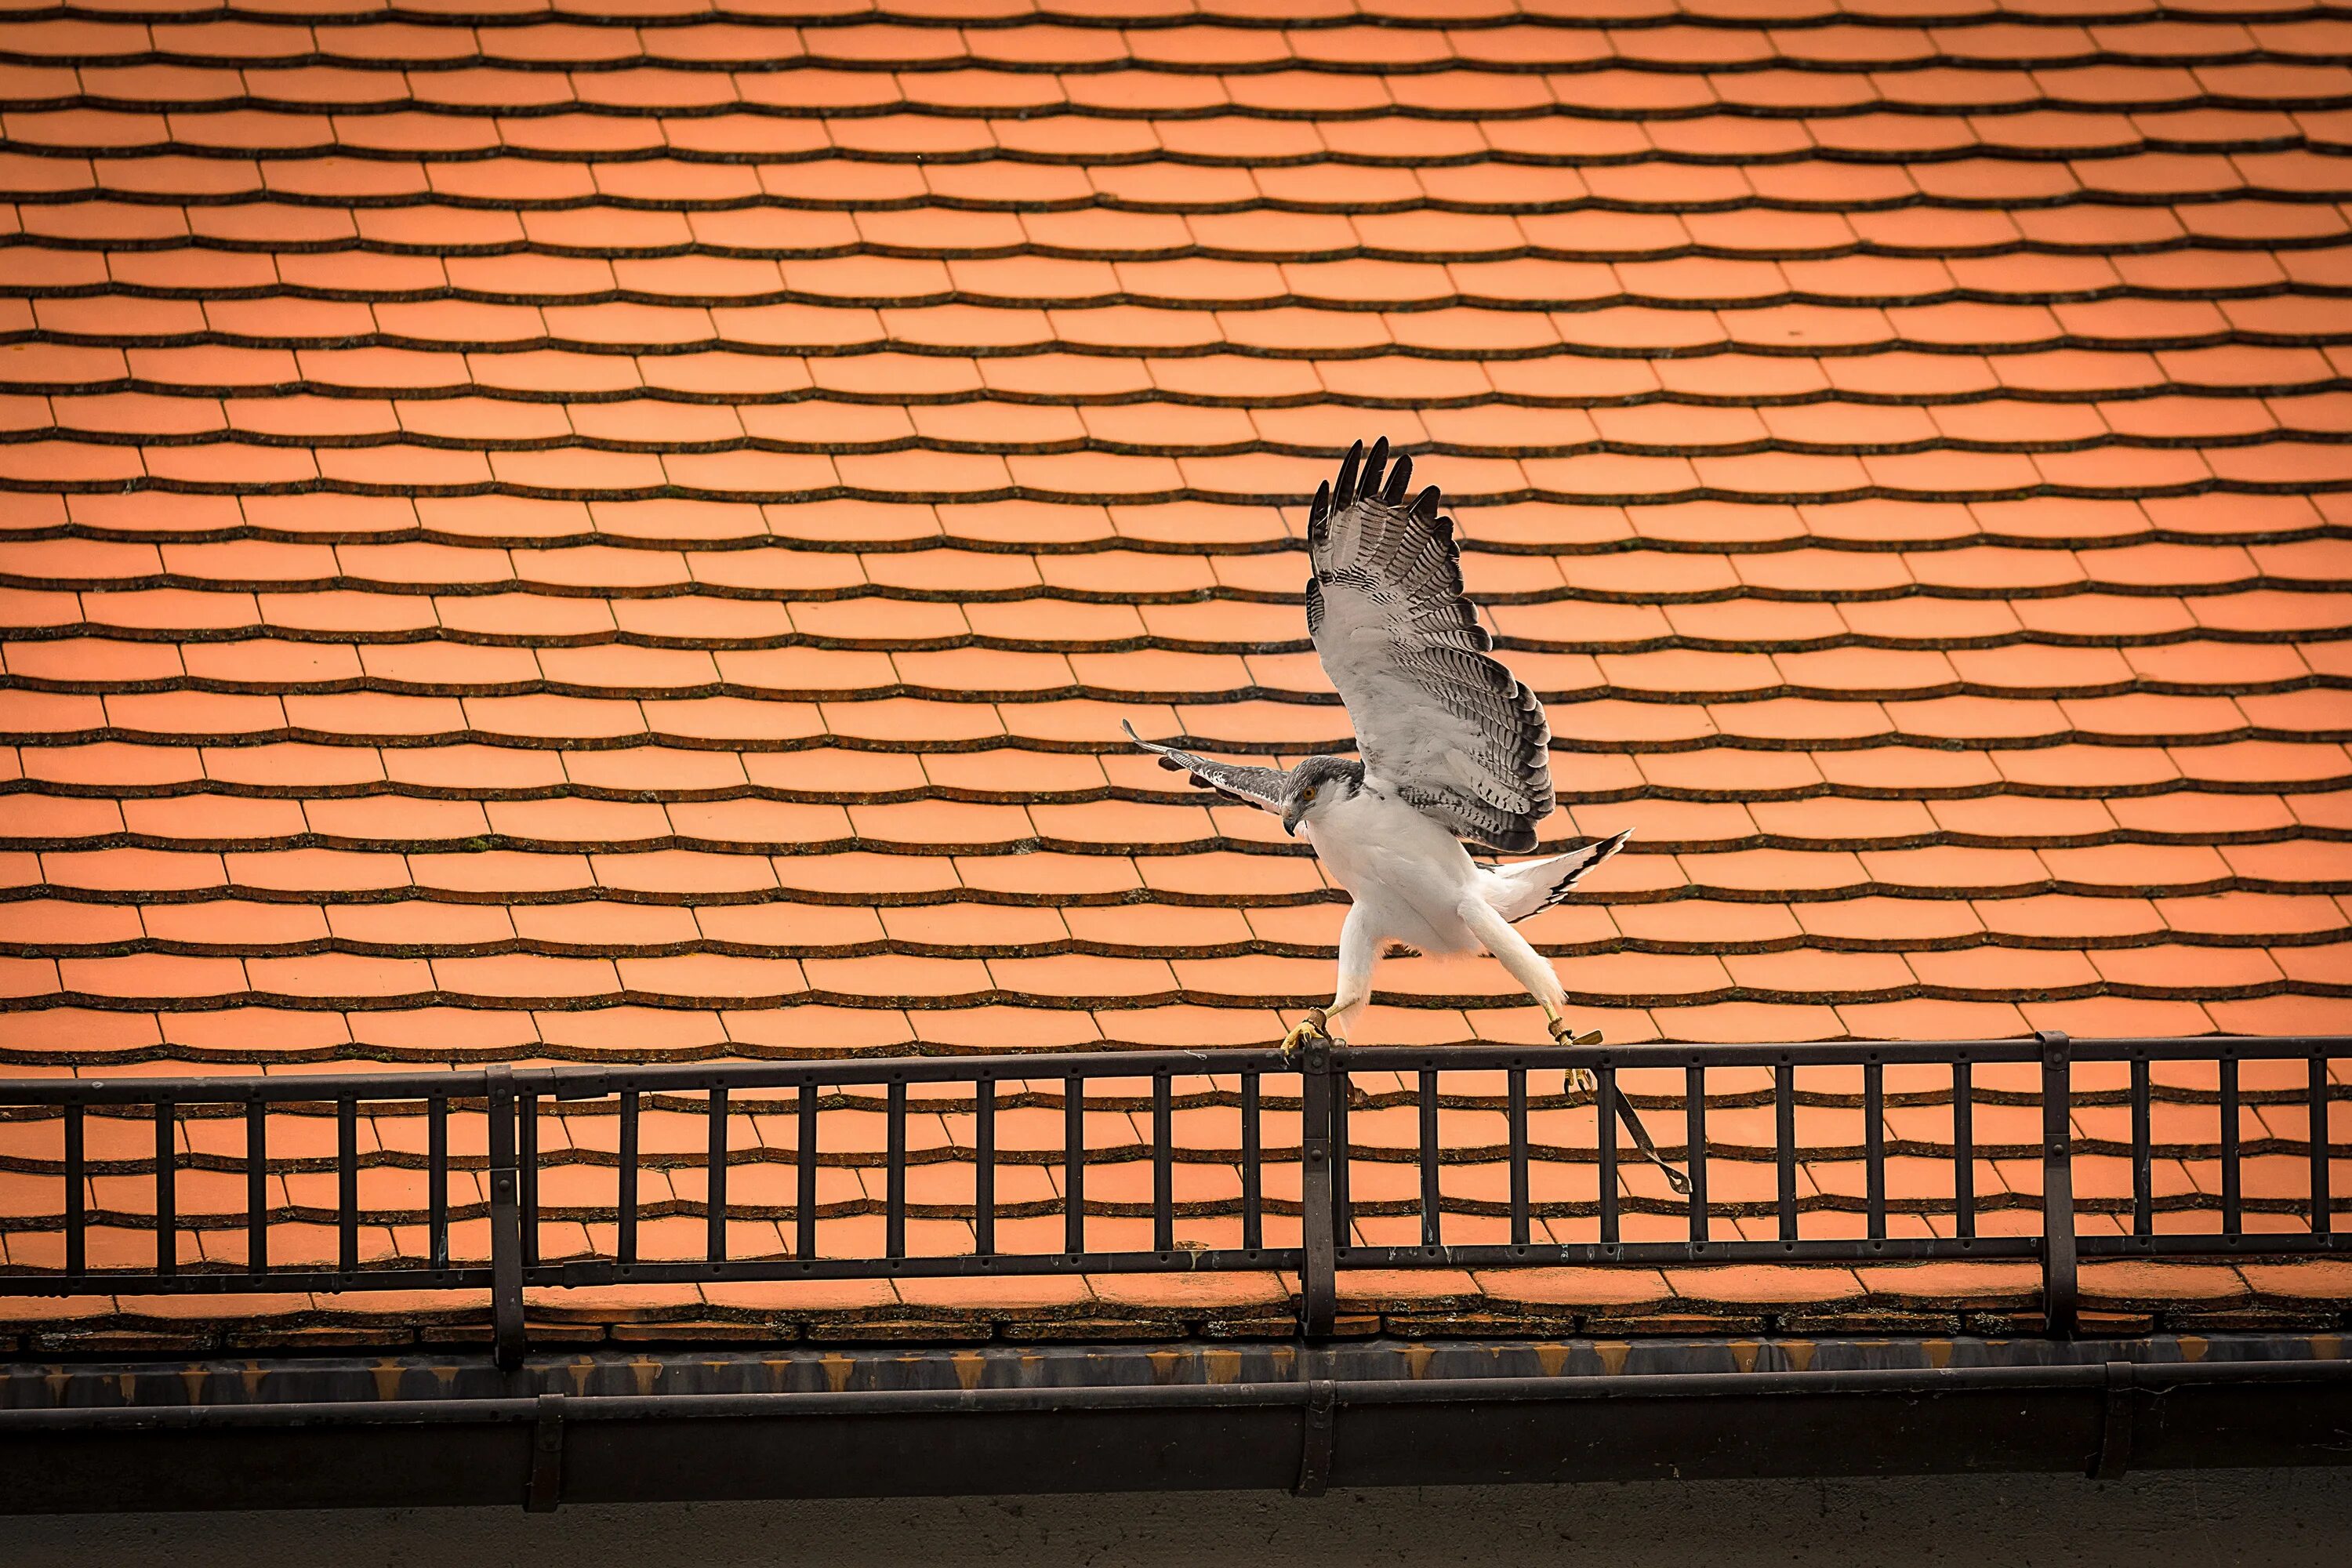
1283,756,1363,838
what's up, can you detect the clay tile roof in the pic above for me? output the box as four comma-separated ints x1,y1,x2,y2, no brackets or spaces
1,0,2348,1348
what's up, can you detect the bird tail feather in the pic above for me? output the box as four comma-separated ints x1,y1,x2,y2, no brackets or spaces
1481,829,1632,924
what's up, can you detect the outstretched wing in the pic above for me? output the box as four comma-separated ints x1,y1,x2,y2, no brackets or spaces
1305,437,1554,853
1121,720,1290,815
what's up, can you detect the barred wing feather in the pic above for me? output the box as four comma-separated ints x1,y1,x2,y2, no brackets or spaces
1120,720,1290,815
1305,438,1555,853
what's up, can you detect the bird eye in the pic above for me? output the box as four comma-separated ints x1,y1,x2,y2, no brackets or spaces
1302,786,1317,802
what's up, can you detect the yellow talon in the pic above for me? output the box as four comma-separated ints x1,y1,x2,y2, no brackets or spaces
1280,1007,1331,1061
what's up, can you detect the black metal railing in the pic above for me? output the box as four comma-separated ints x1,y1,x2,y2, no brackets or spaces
0,1032,2340,1365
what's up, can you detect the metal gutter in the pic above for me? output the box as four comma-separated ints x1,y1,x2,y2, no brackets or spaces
3,1338,2347,1512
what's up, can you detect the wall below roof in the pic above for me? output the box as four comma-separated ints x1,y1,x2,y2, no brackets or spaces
9,1470,2352,1568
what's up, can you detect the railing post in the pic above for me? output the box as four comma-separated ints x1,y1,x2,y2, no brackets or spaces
1298,1040,1338,1338
486,1065,527,1371
2038,1029,2078,1338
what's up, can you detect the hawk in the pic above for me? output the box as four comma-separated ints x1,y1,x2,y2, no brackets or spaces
1126,437,1630,1062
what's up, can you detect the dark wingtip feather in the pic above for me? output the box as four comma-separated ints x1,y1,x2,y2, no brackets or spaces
1412,484,1440,520
1382,452,1411,505
1363,435,1388,500
1334,441,1363,506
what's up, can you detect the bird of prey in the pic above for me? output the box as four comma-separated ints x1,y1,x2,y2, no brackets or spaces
1125,437,1631,1063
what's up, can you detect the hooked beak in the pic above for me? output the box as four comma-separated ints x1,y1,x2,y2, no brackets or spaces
1281,798,1305,838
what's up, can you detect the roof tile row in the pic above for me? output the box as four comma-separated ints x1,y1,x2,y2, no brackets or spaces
9,13,2352,74
9,111,2352,160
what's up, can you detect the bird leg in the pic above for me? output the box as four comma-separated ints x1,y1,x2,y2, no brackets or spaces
1280,905,1377,1061
1457,896,1604,1095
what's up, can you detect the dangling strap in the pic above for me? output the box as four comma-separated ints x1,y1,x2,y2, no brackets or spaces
1611,1093,1690,1197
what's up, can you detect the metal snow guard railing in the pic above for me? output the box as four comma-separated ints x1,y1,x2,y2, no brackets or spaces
0,1031,2341,1367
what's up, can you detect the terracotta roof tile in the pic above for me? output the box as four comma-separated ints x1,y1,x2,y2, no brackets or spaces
1,0,2346,1341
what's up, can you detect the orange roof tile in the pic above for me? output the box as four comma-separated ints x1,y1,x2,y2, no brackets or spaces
1,0,2348,1348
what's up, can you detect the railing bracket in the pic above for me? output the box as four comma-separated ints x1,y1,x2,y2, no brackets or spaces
526,1391,567,1512
2037,1031,2079,1339
2092,1361,2136,1479
487,1064,528,1374
1298,1042,1338,1338
1292,1378,1337,1497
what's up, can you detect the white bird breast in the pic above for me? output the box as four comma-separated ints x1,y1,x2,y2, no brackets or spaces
1300,785,1488,957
